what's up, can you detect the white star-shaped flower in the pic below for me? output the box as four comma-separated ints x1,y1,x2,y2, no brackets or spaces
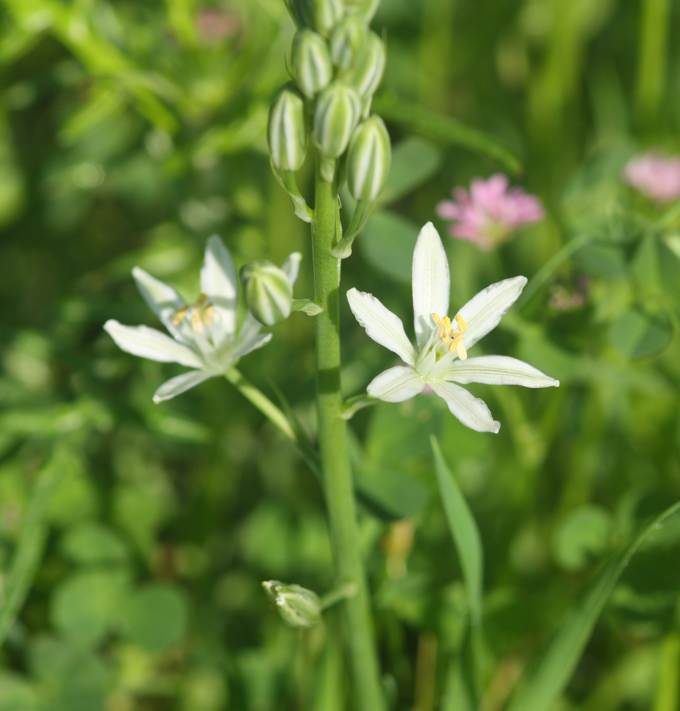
104,235,301,403
347,222,558,433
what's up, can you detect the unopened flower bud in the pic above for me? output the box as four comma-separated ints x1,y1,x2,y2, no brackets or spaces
329,15,367,70
291,30,333,98
287,0,345,36
313,84,361,159
343,0,379,22
344,31,385,99
347,116,391,201
268,87,308,172
262,580,322,628
242,261,294,326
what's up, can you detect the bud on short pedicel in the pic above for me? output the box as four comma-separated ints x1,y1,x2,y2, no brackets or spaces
262,580,322,629
330,15,367,70
289,0,345,36
347,116,391,201
313,84,361,159
291,30,333,98
343,0,379,22
268,87,308,172
344,31,385,99
242,261,294,327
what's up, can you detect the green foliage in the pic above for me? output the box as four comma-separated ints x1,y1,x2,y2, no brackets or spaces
1,0,679,708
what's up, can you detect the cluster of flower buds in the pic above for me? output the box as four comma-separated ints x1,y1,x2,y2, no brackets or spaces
269,0,391,253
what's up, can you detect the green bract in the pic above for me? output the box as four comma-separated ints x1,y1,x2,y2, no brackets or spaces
312,83,361,159
241,259,297,327
330,15,367,70
347,115,391,201
291,29,333,98
268,87,308,172
262,580,322,628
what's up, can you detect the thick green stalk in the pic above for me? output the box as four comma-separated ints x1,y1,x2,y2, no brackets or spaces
312,166,385,711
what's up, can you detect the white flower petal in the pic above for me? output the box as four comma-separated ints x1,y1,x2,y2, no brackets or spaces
201,235,238,343
459,276,527,350
104,320,203,368
443,356,559,388
282,252,302,286
132,267,186,338
431,381,500,433
232,331,273,360
153,370,213,403
412,222,450,346
367,366,424,403
347,288,416,366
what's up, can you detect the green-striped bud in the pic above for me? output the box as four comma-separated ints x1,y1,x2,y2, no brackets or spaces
343,0,379,22
241,261,294,327
268,87,307,172
262,580,322,629
347,116,391,201
291,30,333,98
286,0,345,36
313,84,361,159
329,15,367,70
344,31,385,99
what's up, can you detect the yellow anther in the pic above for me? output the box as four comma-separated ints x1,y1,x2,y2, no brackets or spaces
172,306,189,326
174,294,215,333
432,311,468,359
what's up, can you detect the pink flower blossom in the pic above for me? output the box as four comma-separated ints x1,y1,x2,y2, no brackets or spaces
437,174,544,250
196,8,240,45
624,153,680,204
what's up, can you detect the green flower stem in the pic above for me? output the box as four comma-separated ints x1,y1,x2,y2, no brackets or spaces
635,0,671,125
312,162,385,711
225,368,297,442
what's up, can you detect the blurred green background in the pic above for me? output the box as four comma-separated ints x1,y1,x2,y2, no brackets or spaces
1,0,680,709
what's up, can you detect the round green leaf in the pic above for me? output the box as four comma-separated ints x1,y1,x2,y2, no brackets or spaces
553,506,612,572
61,522,128,565
50,570,130,647
122,583,188,653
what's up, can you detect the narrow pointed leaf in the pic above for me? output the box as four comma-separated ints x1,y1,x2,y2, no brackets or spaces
431,437,483,625
506,501,680,711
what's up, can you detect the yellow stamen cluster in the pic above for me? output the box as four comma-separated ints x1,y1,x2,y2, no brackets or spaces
431,312,468,360
173,293,216,333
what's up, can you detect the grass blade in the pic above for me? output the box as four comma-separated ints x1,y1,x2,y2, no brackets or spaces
375,94,522,175
431,436,483,626
0,446,67,647
506,501,680,711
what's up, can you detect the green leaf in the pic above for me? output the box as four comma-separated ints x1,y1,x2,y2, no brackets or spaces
61,522,128,566
360,210,419,283
431,437,483,626
553,506,613,572
505,501,680,711
381,138,441,204
608,308,673,359
51,569,130,647
374,94,521,174
0,447,68,648
122,583,189,653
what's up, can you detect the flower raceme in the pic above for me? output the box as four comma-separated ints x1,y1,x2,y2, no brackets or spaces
104,236,301,403
347,223,559,433
437,174,544,251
